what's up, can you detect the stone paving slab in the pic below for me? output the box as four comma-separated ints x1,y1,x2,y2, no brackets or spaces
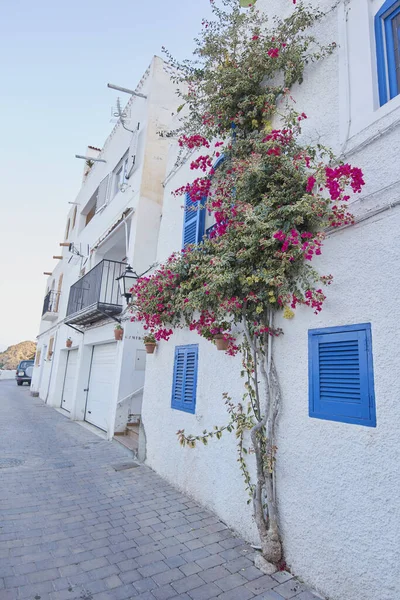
0,381,325,600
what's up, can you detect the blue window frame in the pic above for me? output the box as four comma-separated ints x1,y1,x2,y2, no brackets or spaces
204,155,227,239
171,345,198,414
182,192,206,248
213,155,225,170
183,155,229,246
375,0,400,105
308,323,376,427
206,222,218,239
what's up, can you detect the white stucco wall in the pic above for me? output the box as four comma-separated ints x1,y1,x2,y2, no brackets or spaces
141,2,400,599
32,56,179,439
143,331,259,543
143,203,400,600
0,370,16,380
273,208,400,600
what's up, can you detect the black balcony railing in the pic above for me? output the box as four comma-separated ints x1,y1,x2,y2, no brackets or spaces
42,290,60,316
65,259,125,326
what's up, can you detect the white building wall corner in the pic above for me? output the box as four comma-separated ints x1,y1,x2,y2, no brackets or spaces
142,190,400,600
139,3,400,599
32,55,179,442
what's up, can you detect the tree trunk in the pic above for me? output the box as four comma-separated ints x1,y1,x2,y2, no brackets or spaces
245,316,282,564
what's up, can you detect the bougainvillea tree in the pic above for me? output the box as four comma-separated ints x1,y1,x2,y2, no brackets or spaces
130,0,365,564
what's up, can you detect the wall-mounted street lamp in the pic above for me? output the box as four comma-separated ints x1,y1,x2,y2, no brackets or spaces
116,263,156,302
116,265,138,302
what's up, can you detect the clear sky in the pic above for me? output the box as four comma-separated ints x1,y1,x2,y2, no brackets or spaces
0,0,213,351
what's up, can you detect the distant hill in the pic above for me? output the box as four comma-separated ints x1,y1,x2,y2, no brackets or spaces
0,341,37,370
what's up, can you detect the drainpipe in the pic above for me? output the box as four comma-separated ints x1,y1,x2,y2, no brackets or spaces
123,216,130,260
340,0,352,156
45,330,58,404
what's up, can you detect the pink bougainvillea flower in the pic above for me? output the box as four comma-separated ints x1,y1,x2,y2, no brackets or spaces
306,176,316,193
268,48,280,58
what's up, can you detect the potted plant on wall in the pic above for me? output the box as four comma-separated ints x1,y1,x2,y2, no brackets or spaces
143,334,157,354
66,337,72,348
114,324,124,341
213,330,230,351
208,322,231,351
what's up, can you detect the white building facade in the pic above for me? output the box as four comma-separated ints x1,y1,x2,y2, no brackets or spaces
140,3,400,600
31,56,178,446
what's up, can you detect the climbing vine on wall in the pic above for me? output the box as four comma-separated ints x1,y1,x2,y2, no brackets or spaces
130,0,364,564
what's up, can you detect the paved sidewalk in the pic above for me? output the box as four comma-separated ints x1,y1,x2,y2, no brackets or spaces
0,381,323,600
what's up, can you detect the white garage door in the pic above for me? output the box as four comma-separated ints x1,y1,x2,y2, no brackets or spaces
85,343,117,432
61,349,78,413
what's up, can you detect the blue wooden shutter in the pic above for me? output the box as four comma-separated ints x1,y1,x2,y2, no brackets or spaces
375,0,400,105
171,348,185,407
309,324,376,427
385,6,400,99
182,193,205,248
171,345,198,413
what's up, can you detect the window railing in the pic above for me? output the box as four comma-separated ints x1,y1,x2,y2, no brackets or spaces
66,259,125,318
42,291,60,316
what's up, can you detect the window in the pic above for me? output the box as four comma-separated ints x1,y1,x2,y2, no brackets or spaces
113,166,123,197
182,193,206,248
205,155,226,239
35,350,41,367
182,155,228,248
65,219,70,240
308,323,376,427
72,206,77,230
82,186,99,227
112,153,128,199
171,345,198,414
375,0,400,105
47,337,55,360
54,273,63,313
85,205,96,226
19,361,34,369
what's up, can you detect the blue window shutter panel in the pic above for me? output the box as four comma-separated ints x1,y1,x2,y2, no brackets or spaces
182,192,198,247
375,9,388,105
385,6,400,99
213,155,225,169
182,193,205,248
171,345,198,414
308,323,376,427
375,0,400,105
171,347,185,407
197,196,206,242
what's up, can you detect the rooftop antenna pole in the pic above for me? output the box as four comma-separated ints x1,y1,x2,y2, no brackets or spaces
115,97,134,133
107,83,147,100
75,155,106,163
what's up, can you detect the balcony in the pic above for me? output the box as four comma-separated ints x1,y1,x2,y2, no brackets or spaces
42,291,60,321
65,260,125,327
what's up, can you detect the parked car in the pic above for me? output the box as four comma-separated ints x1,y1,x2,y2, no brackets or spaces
15,360,34,386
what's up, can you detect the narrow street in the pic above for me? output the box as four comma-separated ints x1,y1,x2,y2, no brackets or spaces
0,381,319,600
